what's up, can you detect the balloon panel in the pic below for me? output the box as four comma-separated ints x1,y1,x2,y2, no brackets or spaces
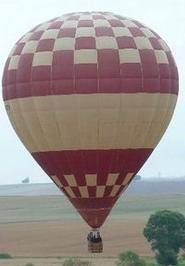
2,12,178,228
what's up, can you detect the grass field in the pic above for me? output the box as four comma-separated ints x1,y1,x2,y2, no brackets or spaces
1,185,185,265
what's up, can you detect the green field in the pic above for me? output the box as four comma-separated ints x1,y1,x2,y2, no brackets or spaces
0,193,185,223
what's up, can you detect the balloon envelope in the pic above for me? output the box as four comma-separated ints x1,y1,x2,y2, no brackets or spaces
2,12,178,228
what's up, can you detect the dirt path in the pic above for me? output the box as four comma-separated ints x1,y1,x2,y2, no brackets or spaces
0,218,153,258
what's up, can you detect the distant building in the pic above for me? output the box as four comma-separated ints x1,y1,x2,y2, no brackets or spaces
22,177,30,184
134,175,142,181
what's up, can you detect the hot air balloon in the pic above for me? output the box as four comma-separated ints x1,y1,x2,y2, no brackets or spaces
2,12,178,253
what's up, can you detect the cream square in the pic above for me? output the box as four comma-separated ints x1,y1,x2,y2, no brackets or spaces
93,19,110,27
54,38,75,50
41,29,59,39
110,185,121,197
22,40,38,54
79,186,89,198
106,173,119,186
158,39,170,51
36,22,51,31
64,187,76,198
51,175,62,187
122,19,138,27
64,174,77,186
8,55,20,70
119,48,141,63
134,37,153,49
62,20,78,28
122,173,134,185
140,27,156,38
19,32,32,43
96,37,118,49
79,14,93,20
155,50,169,64
74,49,97,64
85,174,97,186
96,186,106,198
32,51,53,66
112,27,132,37
76,27,95,37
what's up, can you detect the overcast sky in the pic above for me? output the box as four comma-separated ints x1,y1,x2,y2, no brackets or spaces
0,0,184,184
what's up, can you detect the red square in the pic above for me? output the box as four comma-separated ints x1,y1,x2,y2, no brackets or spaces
98,49,120,78
6,70,16,84
114,15,124,20
3,57,10,72
16,82,32,98
75,64,97,78
108,19,124,27
3,84,15,100
170,66,178,79
97,172,108,186
71,187,81,197
78,20,94,27
149,37,163,49
29,31,44,40
116,36,136,49
121,78,142,92
48,21,64,29
166,51,176,68
159,64,170,78
171,80,178,94
115,185,125,197
52,64,74,79
75,78,98,93
12,43,25,55
32,65,51,81
120,63,142,78
17,54,33,82
75,174,86,186
99,64,120,78
132,20,144,27
98,49,119,65
31,80,51,96
58,28,76,37
83,150,98,173
143,78,160,92
160,79,171,93
36,39,55,52
53,50,74,65
75,37,96,49
129,27,145,37
52,79,74,94
99,78,121,93
67,15,80,20
139,50,158,78
88,187,96,197
95,27,114,36
104,186,113,197
115,173,125,185
92,15,105,19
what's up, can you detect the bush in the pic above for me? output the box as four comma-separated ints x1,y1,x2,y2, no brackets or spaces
24,263,35,266
0,253,12,259
144,210,185,265
62,258,94,266
116,251,146,266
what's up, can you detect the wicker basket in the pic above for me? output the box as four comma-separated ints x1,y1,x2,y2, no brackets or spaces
88,241,103,253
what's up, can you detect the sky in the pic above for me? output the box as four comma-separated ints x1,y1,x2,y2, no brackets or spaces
0,0,185,184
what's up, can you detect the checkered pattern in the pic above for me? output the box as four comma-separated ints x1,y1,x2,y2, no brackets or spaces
4,11,178,99
52,172,133,199
8,12,171,68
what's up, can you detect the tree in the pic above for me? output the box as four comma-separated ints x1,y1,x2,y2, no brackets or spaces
62,258,93,266
143,210,185,266
116,251,146,266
